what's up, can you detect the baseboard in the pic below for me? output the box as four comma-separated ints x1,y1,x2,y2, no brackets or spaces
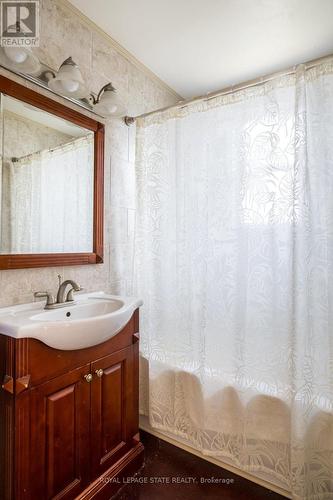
77,442,144,500
139,419,291,499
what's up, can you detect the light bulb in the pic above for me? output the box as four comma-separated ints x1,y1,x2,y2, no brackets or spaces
4,47,28,64
60,79,79,93
105,104,118,114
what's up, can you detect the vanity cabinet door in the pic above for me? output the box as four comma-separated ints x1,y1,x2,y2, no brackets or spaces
29,364,91,500
90,345,135,478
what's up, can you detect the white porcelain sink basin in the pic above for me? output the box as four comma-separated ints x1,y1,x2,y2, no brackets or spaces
31,298,124,322
0,292,143,350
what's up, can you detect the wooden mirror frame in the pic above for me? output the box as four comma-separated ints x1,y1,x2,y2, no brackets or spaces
0,75,104,270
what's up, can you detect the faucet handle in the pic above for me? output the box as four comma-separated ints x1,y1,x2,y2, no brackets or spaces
34,291,56,306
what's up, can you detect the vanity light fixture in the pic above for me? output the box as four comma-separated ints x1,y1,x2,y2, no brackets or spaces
0,47,41,75
91,83,125,117
0,48,127,118
48,57,88,98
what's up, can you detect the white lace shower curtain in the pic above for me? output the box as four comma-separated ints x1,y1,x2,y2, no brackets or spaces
134,61,333,499
2,135,93,253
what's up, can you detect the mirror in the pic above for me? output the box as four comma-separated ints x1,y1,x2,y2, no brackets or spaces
1,95,94,254
0,74,104,270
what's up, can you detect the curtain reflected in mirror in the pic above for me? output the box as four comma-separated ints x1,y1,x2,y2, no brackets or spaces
0,94,94,254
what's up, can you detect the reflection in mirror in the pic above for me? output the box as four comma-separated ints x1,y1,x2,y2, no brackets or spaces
0,94,94,254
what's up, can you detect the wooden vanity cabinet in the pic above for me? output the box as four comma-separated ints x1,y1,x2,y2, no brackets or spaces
30,364,91,500
0,310,143,500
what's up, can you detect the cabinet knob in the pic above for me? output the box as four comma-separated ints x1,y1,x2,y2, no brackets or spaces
84,373,93,383
95,369,104,378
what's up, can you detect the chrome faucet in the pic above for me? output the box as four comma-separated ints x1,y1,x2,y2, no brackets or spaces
57,279,81,303
34,275,82,310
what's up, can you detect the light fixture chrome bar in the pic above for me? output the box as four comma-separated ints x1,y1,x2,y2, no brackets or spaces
0,61,105,118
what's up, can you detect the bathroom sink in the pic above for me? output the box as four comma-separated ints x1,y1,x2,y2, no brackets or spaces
0,292,143,350
31,298,123,322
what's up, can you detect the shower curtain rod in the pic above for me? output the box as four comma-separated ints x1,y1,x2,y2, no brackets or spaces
124,52,333,125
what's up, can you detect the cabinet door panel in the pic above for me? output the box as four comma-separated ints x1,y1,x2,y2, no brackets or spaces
30,364,91,500
91,346,134,477
101,362,123,455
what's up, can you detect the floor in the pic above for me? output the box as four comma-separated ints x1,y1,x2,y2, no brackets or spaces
113,431,285,500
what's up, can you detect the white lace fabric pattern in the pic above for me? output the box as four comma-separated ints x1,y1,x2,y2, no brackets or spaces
2,135,93,253
134,61,333,499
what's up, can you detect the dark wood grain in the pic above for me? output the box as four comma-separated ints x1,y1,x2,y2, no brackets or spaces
0,74,105,270
91,347,134,478
0,335,15,500
93,122,104,263
30,365,91,499
13,310,138,387
14,391,30,500
0,309,143,500
78,443,144,500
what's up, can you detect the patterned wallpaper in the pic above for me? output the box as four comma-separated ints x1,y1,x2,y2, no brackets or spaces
0,0,178,306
